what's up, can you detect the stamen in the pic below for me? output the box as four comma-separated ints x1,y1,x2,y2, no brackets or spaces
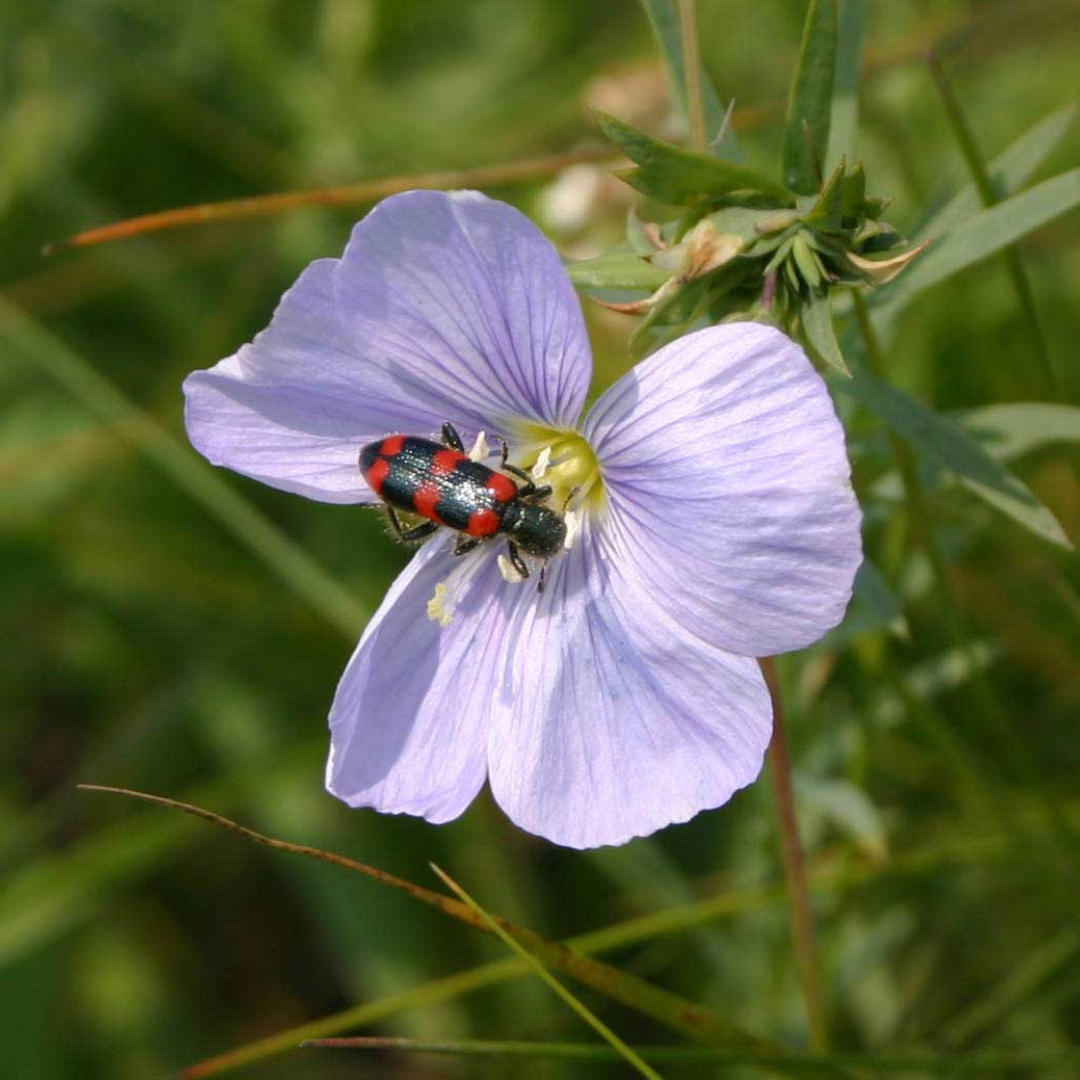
468,430,489,462
532,445,552,479
563,508,581,550
426,544,492,624
506,422,604,515
426,582,453,626
498,553,527,584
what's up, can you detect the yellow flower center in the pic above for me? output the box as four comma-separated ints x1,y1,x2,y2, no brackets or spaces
507,423,604,516
424,423,603,626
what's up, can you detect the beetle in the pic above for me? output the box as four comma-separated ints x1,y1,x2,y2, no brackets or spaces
359,422,566,591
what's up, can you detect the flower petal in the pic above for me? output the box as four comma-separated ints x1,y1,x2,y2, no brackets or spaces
326,539,508,823
486,523,773,849
184,190,592,502
184,259,417,503
334,190,591,430
584,323,862,657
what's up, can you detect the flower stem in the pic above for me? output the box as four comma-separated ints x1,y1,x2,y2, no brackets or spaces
761,657,830,1054
679,0,708,153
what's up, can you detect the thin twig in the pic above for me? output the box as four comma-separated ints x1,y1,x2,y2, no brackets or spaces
761,657,830,1053
44,148,613,252
77,786,471,917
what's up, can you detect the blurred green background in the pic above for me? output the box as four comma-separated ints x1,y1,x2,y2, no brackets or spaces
2,1,1079,1077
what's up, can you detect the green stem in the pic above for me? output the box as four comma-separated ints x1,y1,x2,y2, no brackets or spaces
925,51,1058,398
304,1036,1080,1075
761,657,830,1053
679,0,707,153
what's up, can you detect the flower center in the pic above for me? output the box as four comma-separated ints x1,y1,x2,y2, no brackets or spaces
507,423,604,516
424,424,601,625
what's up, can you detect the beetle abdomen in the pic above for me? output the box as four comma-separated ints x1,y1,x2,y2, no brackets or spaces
360,435,517,536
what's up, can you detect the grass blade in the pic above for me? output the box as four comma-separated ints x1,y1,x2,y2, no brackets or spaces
875,168,1080,318
958,402,1080,460
78,786,775,1067
916,102,1077,242
835,368,1073,549
430,864,666,1080
0,297,367,639
926,51,1059,396
304,1036,1080,1075
781,0,837,194
163,826,1037,1079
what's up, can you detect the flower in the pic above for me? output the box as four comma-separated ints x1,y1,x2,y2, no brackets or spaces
183,190,862,849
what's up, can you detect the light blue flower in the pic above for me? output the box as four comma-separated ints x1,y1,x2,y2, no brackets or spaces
184,190,862,848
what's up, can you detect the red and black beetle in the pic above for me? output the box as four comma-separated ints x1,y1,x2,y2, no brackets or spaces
359,422,566,589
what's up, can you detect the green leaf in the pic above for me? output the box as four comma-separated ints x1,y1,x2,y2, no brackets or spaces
710,205,795,244
92,788,772,1060
803,160,864,233
639,0,743,162
917,102,1077,241
828,559,908,644
625,209,656,255
792,232,823,288
958,402,1080,460
802,289,850,374
836,369,1073,549
823,559,908,648
565,253,671,291
876,168,1080,316
597,112,794,205
825,0,869,172
795,776,889,861
781,0,838,194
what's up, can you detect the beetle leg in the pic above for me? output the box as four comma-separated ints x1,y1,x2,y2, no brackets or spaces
441,421,465,452
387,506,438,543
537,564,547,594
508,542,530,580
502,462,536,494
454,535,481,557
522,484,553,503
